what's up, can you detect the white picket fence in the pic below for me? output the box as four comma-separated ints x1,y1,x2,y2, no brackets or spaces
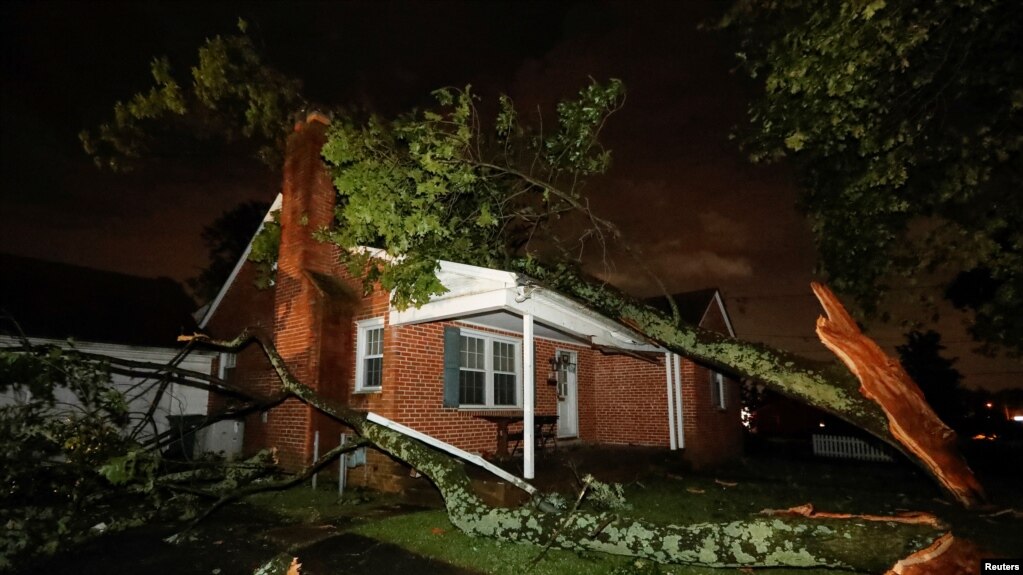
812,434,893,462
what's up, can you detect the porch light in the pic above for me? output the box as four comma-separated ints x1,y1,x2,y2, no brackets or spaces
546,357,559,386
547,353,576,397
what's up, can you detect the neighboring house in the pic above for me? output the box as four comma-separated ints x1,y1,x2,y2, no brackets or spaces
0,254,225,452
198,114,743,491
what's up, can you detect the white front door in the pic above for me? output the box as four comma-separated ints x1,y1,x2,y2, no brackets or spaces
556,350,578,438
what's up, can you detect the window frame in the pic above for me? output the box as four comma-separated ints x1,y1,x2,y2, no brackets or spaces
355,317,385,392
710,371,727,411
457,328,522,409
218,352,237,382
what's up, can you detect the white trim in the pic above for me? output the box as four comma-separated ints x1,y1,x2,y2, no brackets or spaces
389,289,509,326
711,371,726,410
711,290,736,337
665,352,676,450
366,412,537,495
355,317,385,392
438,260,519,284
218,352,237,380
555,348,578,439
388,261,660,353
198,194,283,329
523,314,535,479
673,353,684,449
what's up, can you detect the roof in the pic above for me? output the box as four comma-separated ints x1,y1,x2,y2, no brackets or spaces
645,288,736,337
198,193,282,328
389,260,661,353
0,253,198,347
198,198,731,351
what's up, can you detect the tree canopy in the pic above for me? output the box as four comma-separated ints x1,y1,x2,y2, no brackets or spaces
79,19,303,172
319,81,626,309
722,0,1023,355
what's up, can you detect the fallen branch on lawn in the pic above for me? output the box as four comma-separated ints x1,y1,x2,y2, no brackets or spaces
184,329,950,572
167,439,370,541
514,263,986,509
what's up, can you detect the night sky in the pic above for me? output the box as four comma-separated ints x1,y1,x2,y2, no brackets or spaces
2,1,1019,391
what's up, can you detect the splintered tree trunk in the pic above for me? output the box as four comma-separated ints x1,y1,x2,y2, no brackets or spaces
811,283,984,508
514,262,985,508
190,330,949,572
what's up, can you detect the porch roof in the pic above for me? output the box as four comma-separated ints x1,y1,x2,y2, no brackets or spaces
388,260,663,354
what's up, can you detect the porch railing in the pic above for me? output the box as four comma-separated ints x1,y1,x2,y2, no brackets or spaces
811,433,893,462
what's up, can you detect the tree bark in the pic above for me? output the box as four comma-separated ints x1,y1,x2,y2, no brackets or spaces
186,331,948,572
513,262,985,507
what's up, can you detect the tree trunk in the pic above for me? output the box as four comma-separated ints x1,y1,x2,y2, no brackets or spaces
188,331,948,572
812,282,984,508
513,262,985,507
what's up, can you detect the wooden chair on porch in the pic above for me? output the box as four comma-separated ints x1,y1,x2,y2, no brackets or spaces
509,415,559,456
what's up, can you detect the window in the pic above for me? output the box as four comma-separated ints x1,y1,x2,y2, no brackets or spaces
356,318,384,391
710,371,726,410
458,331,520,408
219,353,237,383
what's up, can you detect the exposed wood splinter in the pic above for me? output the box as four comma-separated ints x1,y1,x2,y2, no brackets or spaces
759,503,944,527
811,282,985,508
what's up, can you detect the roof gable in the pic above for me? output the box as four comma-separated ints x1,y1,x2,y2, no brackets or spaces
645,288,736,337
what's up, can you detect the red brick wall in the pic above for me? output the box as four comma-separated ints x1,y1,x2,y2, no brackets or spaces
678,299,743,469
203,238,284,460
348,318,591,456
592,353,672,447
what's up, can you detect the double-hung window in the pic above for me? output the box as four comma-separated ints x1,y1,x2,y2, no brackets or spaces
356,318,384,391
458,331,520,408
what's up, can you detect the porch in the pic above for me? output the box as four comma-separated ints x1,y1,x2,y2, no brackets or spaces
388,260,687,479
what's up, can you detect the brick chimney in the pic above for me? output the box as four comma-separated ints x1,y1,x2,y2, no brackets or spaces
269,112,343,470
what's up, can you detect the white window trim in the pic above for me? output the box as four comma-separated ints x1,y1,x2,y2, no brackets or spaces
458,328,522,409
218,352,237,380
355,317,385,393
712,371,727,410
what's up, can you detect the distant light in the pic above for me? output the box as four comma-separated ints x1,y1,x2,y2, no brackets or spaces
1013,415,1023,422
985,402,994,409
818,422,826,428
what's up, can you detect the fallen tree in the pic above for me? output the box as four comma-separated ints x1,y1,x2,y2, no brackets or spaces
188,326,954,572
514,263,985,508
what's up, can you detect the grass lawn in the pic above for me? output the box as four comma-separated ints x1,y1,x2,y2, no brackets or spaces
350,452,1023,575
24,447,1021,574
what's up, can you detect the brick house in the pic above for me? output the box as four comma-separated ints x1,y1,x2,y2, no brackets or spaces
197,114,743,491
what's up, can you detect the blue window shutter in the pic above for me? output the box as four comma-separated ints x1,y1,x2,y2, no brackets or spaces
443,326,461,408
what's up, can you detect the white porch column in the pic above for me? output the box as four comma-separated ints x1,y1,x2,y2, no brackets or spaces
665,351,677,450
673,353,685,449
523,313,535,479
